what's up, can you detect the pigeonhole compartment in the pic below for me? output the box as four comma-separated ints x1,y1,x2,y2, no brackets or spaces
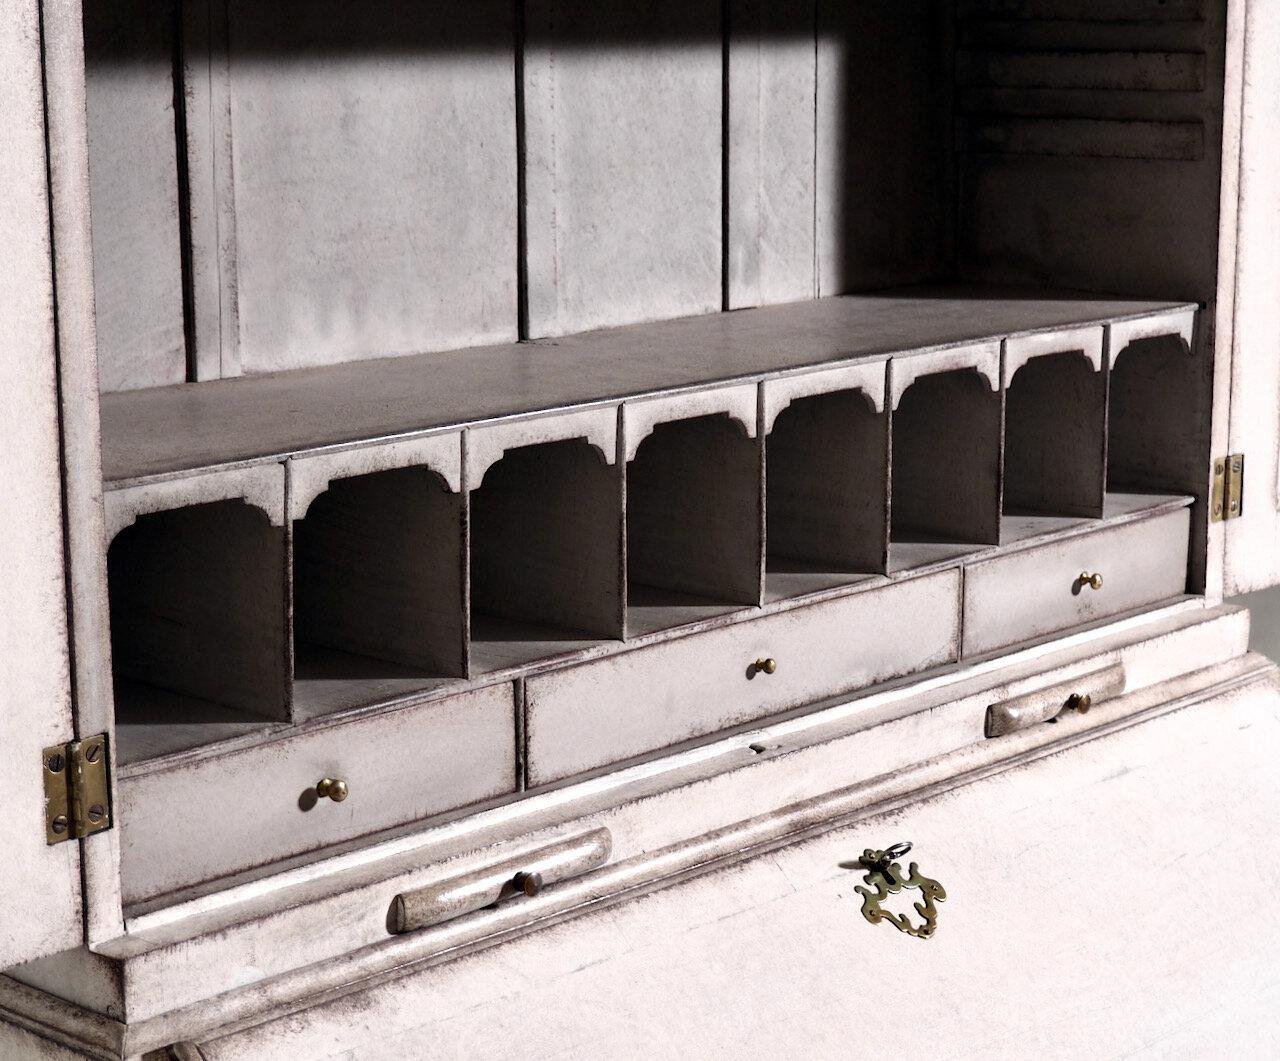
1002,327,1107,529
289,436,467,719
104,467,289,765
467,410,624,671
623,388,762,637
763,363,889,601
889,344,1003,571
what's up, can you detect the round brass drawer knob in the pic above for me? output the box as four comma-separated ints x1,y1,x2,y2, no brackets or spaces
1066,692,1093,713
316,777,349,803
1078,571,1104,591
754,657,778,675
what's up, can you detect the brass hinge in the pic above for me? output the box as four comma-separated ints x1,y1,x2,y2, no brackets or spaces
1210,453,1245,523
42,734,112,845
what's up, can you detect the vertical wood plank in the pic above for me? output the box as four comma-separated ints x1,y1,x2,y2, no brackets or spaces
40,0,128,949
83,0,187,390
524,0,722,337
0,0,85,967
816,2,950,295
726,0,816,308
188,1,519,375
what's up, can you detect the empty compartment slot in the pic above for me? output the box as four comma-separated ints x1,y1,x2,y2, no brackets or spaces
470,439,623,671
891,367,1002,570
766,390,888,601
1108,334,1208,500
108,500,288,763
292,466,466,718
626,414,762,636
1003,351,1106,532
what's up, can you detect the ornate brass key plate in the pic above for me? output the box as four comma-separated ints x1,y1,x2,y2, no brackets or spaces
850,842,946,940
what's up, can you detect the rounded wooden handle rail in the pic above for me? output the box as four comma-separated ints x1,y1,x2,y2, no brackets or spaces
984,662,1125,738
392,827,613,934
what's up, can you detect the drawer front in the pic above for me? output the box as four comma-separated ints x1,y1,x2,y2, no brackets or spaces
526,569,961,785
962,508,1190,658
120,683,516,904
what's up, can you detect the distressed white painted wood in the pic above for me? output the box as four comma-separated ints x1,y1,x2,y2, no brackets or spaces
527,569,961,785
104,465,286,542
726,0,817,308
622,385,758,463
83,0,187,392
464,407,619,491
762,361,886,434
118,683,517,905
192,1,519,375
180,668,1280,1061
2,605,1252,1044
888,340,1001,408
39,0,127,948
523,0,722,337
964,506,1191,657
96,290,1193,484
1108,307,1197,356
1223,0,1280,595
817,3,951,295
1004,325,1104,380
288,435,462,521
0,0,85,968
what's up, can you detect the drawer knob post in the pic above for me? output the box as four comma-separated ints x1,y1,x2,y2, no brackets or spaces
513,870,544,897
753,657,778,676
1077,571,1104,592
316,777,349,803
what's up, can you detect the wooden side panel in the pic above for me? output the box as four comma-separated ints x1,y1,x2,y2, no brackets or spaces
0,0,85,967
524,0,722,336
816,2,951,295
83,0,186,391
193,1,518,375
1223,0,1280,594
726,0,816,308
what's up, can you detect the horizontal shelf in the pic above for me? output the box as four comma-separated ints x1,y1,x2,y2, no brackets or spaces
99,284,1194,485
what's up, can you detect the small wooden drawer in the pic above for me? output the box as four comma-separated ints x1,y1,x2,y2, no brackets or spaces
525,569,961,785
119,683,517,905
962,507,1191,658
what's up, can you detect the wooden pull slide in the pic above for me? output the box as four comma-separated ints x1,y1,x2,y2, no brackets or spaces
985,663,1126,738
391,827,612,934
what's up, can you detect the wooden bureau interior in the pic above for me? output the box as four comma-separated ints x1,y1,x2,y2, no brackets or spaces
80,0,1224,910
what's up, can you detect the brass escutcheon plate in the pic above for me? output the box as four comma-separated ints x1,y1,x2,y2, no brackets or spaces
850,844,946,940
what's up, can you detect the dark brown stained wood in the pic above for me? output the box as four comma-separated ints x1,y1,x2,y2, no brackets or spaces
891,368,1003,545
1004,353,1106,519
83,0,186,391
626,415,763,616
99,287,1194,484
766,389,889,586
293,466,466,681
108,500,290,723
470,439,624,652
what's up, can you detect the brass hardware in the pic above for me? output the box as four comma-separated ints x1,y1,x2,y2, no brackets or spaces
753,657,778,675
316,777,349,803
1077,571,1103,591
42,734,112,845
1210,453,1245,523
848,842,946,940
1066,692,1092,713
513,870,544,897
